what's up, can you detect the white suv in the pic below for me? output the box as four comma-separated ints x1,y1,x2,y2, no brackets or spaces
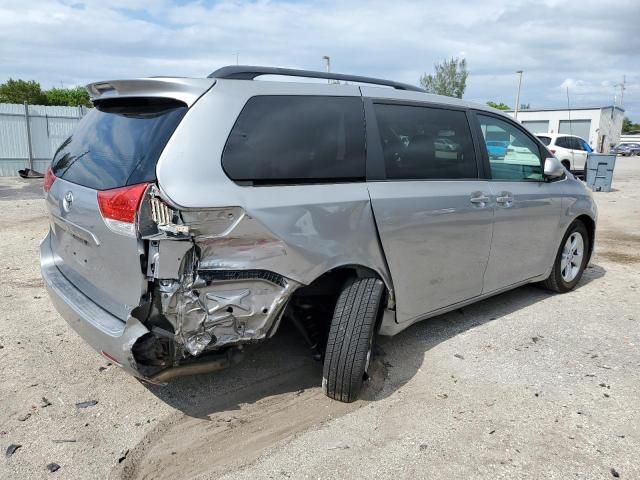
536,133,590,173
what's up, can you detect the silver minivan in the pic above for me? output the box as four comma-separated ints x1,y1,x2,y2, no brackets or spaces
41,66,597,402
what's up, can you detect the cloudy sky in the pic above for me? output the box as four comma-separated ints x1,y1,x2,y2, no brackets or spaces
1,0,638,119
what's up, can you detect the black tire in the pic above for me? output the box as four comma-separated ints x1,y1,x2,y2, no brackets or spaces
322,277,384,403
542,220,590,293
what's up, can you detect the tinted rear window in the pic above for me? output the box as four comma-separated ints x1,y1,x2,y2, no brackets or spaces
537,136,552,146
222,96,365,185
52,97,187,190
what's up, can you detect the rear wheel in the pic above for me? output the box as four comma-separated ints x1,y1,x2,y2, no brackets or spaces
542,220,590,293
322,277,384,403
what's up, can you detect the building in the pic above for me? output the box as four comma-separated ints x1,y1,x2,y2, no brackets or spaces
507,106,624,153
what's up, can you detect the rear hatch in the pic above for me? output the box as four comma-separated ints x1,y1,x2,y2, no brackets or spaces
45,96,189,321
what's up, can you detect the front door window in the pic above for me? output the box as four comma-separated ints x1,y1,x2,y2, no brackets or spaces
477,115,543,181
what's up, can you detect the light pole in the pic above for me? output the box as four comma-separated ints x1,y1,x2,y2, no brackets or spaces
514,70,523,120
322,55,331,83
614,75,626,108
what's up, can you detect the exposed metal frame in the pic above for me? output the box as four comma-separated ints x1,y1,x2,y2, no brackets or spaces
208,65,425,92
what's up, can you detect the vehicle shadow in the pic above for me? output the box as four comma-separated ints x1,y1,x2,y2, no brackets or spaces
143,263,606,418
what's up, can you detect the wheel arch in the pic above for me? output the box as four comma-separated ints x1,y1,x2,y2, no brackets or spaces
296,263,393,308
575,214,596,265
280,263,393,343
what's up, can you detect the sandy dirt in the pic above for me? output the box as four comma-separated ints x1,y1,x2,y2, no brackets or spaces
1,157,638,479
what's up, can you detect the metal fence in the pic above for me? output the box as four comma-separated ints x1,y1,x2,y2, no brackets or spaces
0,102,86,176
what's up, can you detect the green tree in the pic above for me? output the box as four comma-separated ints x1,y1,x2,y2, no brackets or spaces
45,86,91,107
486,101,510,111
622,116,640,133
419,57,468,98
0,78,47,104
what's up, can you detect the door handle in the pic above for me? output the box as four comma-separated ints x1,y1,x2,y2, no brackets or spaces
470,193,490,206
496,193,514,206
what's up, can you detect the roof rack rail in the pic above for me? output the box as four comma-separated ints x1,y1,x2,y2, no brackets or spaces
208,65,425,92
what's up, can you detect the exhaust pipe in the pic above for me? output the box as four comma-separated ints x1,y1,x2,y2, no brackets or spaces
147,349,243,384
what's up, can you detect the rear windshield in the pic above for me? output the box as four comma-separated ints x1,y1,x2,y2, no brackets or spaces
52,97,187,190
537,135,552,146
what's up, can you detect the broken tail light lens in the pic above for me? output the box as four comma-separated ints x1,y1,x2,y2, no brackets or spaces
43,166,56,193
97,183,150,237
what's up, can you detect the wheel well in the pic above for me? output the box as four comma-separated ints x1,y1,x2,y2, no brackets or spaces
575,214,596,263
561,159,571,170
281,266,387,353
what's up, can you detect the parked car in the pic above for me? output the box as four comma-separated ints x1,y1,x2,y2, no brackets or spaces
41,66,597,402
536,133,591,172
610,143,640,156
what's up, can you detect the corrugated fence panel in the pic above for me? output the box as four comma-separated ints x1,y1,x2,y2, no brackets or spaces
0,104,26,115
0,103,83,176
0,115,29,158
27,104,82,117
30,115,51,159
33,159,50,172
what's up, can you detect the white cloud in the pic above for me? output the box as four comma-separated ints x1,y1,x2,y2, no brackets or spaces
0,0,638,118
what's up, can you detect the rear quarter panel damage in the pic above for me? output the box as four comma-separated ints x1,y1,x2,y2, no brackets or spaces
191,183,392,291
147,183,393,360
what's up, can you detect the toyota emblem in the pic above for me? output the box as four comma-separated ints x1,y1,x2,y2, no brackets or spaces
63,191,74,212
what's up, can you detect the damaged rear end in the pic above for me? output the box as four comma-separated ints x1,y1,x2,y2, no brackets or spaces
132,190,300,381
40,77,300,382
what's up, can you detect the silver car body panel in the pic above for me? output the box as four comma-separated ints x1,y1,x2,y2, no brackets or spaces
367,180,493,323
45,177,147,321
482,179,564,293
41,234,149,375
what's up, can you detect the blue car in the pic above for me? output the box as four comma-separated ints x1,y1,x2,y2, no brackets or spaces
486,140,508,159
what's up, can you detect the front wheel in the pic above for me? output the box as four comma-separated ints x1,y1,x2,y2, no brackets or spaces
541,220,590,293
322,277,384,403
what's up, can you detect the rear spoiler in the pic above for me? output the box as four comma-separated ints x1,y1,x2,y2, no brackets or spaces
85,78,216,107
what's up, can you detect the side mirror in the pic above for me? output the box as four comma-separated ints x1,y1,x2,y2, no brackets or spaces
544,157,565,179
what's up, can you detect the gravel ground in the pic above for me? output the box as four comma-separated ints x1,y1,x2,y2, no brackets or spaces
1,157,638,479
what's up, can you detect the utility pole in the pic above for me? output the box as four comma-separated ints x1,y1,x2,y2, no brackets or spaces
322,55,331,83
614,75,626,108
514,70,523,120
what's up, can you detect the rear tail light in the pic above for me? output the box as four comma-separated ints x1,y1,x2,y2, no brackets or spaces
507,148,514,153
97,183,150,237
549,149,556,154
43,166,56,193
